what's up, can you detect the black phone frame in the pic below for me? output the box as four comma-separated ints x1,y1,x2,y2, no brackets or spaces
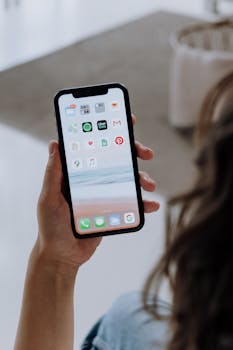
54,83,145,239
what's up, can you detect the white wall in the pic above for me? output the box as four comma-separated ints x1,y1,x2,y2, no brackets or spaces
0,0,208,71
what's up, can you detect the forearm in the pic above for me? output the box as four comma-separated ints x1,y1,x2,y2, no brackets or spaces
14,243,78,350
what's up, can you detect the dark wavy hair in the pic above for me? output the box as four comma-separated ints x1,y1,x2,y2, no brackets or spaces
143,72,233,350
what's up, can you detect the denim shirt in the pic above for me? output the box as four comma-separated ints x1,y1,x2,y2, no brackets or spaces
81,291,171,350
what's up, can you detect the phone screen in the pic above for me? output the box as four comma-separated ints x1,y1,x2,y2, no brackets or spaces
56,85,143,236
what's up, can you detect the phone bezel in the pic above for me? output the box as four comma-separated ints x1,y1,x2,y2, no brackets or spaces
54,82,144,239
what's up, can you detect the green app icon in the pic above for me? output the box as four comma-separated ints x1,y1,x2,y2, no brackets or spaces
97,120,107,130
94,216,106,228
101,138,108,147
79,218,91,230
82,122,92,132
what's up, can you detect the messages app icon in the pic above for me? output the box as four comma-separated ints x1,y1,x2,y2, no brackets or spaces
94,216,106,228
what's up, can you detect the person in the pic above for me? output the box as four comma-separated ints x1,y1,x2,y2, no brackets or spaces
13,114,159,350
14,70,233,350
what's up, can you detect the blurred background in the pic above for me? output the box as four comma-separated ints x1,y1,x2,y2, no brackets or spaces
1,0,233,349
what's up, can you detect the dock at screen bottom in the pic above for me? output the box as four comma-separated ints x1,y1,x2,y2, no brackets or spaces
77,211,138,234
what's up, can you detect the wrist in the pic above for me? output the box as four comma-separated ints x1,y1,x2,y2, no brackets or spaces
29,241,79,282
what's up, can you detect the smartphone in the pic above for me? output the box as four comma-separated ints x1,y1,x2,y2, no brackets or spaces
54,83,144,238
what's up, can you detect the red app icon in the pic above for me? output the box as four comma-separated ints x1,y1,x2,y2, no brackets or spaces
112,120,122,127
85,140,95,149
115,136,124,145
111,101,120,111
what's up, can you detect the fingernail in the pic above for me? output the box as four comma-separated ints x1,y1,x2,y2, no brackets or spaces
49,142,56,156
144,146,153,153
155,202,160,210
144,175,155,184
149,179,155,185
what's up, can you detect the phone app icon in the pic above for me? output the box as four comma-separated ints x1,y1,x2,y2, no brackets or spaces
112,119,122,127
111,101,120,111
68,122,78,133
82,122,92,132
87,157,97,168
79,218,91,230
72,159,83,169
65,103,77,116
124,213,135,224
94,216,106,228
85,140,95,149
70,141,80,152
115,136,124,145
109,214,121,226
95,102,105,113
80,104,90,115
97,120,107,130
101,138,109,147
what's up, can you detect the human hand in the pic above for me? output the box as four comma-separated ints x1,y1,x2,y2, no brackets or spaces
35,115,159,270
132,114,159,213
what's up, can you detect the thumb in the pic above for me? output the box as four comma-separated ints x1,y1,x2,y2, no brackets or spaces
41,141,63,199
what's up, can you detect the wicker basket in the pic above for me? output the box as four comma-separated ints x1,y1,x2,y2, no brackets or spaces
169,19,233,128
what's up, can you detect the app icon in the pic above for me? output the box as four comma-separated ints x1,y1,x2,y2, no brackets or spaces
80,104,90,115
111,101,120,111
94,216,106,228
70,141,80,152
95,102,105,113
68,122,78,133
109,214,121,226
97,120,107,130
124,212,135,224
112,119,122,127
85,140,95,149
101,138,109,147
87,157,97,168
115,136,124,145
79,218,91,230
72,159,82,169
65,103,77,116
82,122,92,132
